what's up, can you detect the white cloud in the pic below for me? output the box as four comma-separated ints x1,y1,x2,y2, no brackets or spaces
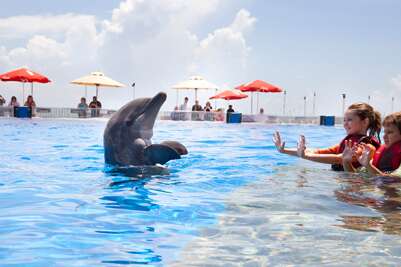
192,9,256,87
0,14,96,40
230,9,257,33
0,0,255,111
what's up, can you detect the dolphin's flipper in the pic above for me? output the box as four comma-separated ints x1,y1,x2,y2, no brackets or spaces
144,144,181,165
160,141,188,155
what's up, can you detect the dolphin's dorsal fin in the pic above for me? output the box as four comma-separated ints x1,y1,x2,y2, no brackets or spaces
144,144,181,165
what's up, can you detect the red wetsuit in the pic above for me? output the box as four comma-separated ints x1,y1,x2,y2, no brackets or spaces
371,140,401,173
314,134,381,171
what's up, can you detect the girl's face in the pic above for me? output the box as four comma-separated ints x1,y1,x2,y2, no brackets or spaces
343,110,369,135
383,124,401,147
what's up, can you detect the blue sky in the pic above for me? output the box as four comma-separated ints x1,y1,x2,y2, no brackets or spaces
0,0,400,116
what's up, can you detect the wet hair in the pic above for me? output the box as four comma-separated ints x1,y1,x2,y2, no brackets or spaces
347,102,382,140
383,111,401,134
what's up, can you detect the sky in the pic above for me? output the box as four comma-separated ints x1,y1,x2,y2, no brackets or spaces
0,0,401,116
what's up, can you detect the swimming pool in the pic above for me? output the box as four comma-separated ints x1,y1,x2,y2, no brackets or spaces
1,119,400,266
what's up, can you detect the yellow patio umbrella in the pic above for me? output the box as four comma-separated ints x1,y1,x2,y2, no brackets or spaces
70,71,125,98
172,75,219,105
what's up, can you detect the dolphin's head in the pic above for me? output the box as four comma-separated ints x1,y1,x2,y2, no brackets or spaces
121,92,166,141
104,91,187,166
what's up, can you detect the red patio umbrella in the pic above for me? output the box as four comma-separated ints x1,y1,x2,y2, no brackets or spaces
0,67,51,100
236,80,282,113
210,89,248,112
210,89,248,100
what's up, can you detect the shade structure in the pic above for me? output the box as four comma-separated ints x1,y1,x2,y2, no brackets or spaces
236,80,282,93
210,89,248,100
172,75,218,103
70,71,125,98
0,67,51,99
236,80,283,113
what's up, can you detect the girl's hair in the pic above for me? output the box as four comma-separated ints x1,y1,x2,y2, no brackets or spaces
383,111,401,134
347,102,382,140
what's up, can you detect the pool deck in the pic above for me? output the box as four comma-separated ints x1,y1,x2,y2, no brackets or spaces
159,111,343,125
0,106,343,125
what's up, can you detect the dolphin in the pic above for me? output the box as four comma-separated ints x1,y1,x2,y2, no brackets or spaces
104,92,187,167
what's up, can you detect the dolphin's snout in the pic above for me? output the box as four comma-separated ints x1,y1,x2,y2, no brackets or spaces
153,92,167,104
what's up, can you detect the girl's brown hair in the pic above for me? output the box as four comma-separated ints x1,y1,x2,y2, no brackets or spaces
347,103,382,140
383,111,401,134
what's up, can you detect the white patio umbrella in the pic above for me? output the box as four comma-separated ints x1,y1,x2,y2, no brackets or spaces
172,75,219,105
70,71,125,98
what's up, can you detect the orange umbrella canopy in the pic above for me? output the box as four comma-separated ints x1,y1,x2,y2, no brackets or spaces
236,79,283,113
0,67,51,98
0,67,50,83
236,79,282,93
210,89,248,100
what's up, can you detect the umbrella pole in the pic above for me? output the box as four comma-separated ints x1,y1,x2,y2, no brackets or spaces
31,82,33,96
251,92,254,114
283,90,286,115
195,88,198,101
85,86,87,99
22,82,25,103
214,89,217,110
176,89,178,108
96,85,99,98
256,92,259,113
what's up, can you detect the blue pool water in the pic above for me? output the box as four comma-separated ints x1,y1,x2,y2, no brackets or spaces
1,118,401,266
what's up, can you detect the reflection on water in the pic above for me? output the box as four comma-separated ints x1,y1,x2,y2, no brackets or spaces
106,164,170,178
171,166,401,266
335,175,401,235
101,182,160,212
98,175,163,265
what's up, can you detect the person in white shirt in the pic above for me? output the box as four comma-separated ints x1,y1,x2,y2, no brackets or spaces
179,97,189,111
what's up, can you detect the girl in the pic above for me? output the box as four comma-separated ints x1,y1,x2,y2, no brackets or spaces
273,103,381,170
343,111,401,177
8,96,20,107
24,95,36,116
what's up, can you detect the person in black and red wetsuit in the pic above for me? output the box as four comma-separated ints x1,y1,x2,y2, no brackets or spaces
273,103,382,171
343,111,401,177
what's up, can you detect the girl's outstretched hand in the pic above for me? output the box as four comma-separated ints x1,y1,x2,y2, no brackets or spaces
297,135,306,158
273,131,285,153
342,140,354,163
357,143,375,167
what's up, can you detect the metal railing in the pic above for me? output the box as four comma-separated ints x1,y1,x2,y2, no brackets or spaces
0,106,343,125
0,106,13,117
159,111,226,122
159,111,343,125
0,106,116,119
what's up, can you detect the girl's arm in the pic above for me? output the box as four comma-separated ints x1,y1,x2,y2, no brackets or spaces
365,160,384,176
298,134,343,165
274,132,344,165
365,162,401,178
273,131,299,157
302,152,343,164
357,144,383,175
